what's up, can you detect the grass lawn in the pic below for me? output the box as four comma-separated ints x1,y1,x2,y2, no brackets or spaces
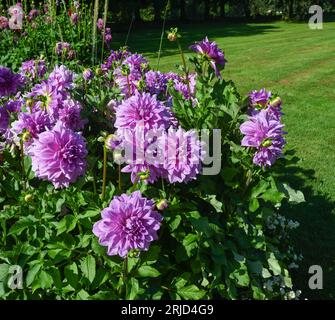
112,20,335,299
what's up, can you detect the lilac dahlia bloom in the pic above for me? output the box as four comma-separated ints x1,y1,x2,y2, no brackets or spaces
29,122,87,188
48,65,75,91
145,70,168,96
97,18,104,30
83,68,93,81
11,110,53,144
0,16,9,29
0,67,25,98
190,37,227,78
0,108,9,133
173,73,197,100
70,13,79,25
20,59,47,80
249,88,272,107
93,191,163,258
28,9,39,21
160,127,204,184
115,91,171,131
57,98,86,131
4,98,23,113
101,49,130,72
240,109,286,167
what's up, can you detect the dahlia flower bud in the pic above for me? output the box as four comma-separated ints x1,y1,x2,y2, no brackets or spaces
113,149,124,165
270,97,282,109
22,131,31,142
156,199,168,211
95,67,103,76
24,194,33,202
105,134,120,151
97,18,103,31
167,32,177,42
70,13,79,25
83,68,93,81
138,170,150,181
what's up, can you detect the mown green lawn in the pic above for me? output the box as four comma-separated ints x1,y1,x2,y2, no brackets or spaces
113,20,335,299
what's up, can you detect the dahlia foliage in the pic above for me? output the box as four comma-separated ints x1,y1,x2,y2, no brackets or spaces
0,21,303,300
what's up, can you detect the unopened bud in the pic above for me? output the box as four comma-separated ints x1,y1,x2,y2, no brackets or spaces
138,170,150,181
24,194,33,202
22,131,31,142
95,67,103,76
270,97,282,109
156,199,168,211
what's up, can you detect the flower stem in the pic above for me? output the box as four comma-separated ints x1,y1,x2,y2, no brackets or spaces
101,145,107,200
118,164,122,191
123,256,128,298
177,39,191,98
20,141,26,192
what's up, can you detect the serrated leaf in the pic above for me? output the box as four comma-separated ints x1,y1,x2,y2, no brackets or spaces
80,255,96,283
177,285,205,300
136,266,160,278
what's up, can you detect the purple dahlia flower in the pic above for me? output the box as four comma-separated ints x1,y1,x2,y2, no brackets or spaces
93,191,163,258
160,127,204,184
173,73,197,100
97,18,104,30
82,68,93,81
145,70,168,96
57,98,86,131
115,91,171,131
48,65,75,91
190,37,227,78
11,110,53,145
28,9,39,21
0,16,9,29
28,122,87,188
249,88,272,107
70,13,79,25
0,108,9,133
20,59,47,80
4,98,23,113
240,109,286,167
0,67,25,98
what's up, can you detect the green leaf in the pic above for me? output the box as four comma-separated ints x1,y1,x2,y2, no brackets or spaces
126,278,139,300
26,264,41,287
177,285,205,300
65,262,79,289
8,216,38,236
56,215,78,235
169,215,182,231
136,266,161,278
80,255,96,283
249,198,259,212
182,234,198,257
38,271,53,289
268,253,281,276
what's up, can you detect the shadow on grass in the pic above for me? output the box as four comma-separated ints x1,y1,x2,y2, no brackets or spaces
111,22,280,60
275,150,335,300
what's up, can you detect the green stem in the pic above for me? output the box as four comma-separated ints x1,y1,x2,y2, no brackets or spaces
177,39,191,98
118,164,122,191
101,145,107,200
123,256,128,298
157,0,169,70
20,141,26,191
